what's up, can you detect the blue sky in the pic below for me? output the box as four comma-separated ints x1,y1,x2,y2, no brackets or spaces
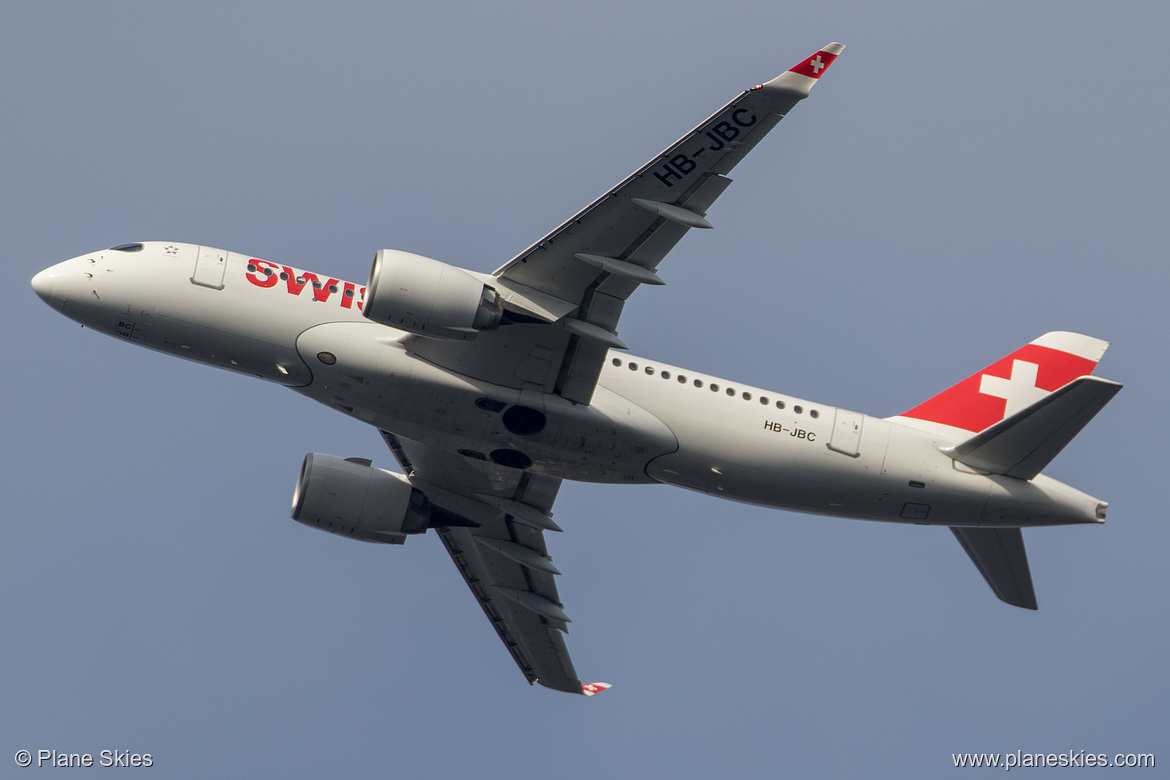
4,2,1167,777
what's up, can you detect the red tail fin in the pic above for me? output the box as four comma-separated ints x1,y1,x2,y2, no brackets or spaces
893,332,1108,435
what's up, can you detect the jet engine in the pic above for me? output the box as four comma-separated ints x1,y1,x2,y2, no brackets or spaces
291,453,431,544
363,249,502,340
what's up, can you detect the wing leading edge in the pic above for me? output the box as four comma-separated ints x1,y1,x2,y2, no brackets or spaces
408,44,845,404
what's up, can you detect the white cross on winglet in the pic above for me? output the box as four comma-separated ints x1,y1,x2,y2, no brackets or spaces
810,55,825,74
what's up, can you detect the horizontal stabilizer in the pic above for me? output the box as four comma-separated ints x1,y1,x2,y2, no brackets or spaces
943,376,1121,480
950,527,1037,610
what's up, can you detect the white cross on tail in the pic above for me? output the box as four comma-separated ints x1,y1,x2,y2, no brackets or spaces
979,359,1048,418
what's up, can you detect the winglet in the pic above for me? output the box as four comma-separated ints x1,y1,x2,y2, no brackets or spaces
581,682,613,697
788,42,845,79
761,43,845,95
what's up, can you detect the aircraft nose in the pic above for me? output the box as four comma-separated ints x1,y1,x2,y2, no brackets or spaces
31,266,65,310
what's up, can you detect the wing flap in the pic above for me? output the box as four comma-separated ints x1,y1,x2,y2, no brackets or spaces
950,527,1038,610
943,376,1122,480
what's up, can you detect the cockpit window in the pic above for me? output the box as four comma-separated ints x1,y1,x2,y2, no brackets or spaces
110,243,144,252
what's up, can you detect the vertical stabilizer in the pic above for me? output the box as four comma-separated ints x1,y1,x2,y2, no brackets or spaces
891,332,1108,438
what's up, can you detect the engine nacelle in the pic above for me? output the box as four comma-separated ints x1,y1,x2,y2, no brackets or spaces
291,453,431,544
364,249,502,340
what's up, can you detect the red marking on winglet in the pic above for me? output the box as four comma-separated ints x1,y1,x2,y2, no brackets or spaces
581,682,612,697
789,50,838,79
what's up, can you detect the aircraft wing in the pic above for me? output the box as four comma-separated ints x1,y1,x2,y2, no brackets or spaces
407,43,844,404
380,431,599,694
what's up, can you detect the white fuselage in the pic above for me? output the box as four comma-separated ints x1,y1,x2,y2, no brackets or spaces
32,242,1104,529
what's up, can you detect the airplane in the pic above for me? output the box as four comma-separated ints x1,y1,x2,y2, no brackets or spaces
30,43,1121,696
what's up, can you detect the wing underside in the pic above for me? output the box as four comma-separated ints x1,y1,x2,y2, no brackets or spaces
409,44,844,405
438,523,580,691
381,431,587,693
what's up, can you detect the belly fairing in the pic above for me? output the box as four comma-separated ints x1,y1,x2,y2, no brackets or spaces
293,322,678,483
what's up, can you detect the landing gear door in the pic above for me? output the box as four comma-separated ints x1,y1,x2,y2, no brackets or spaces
828,409,863,457
192,246,227,290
